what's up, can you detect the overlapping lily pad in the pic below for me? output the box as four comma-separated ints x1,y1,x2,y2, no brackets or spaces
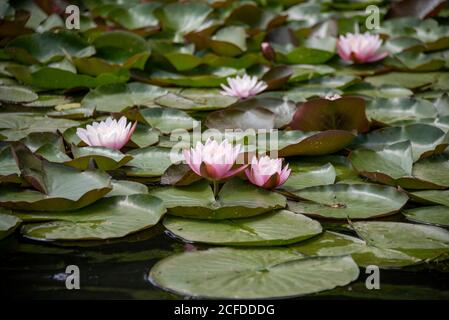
149,179,286,219
403,206,449,227
149,247,359,299
291,231,422,268
81,82,168,113
0,144,112,211
290,96,369,133
163,210,322,246
16,194,166,241
352,221,449,260
66,146,133,171
350,142,449,189
351,124,449,161
288,184,408,219
0,211,22,240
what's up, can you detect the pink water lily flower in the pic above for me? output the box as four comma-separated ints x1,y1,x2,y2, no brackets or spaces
220,74,268,99
245,155,291,189
76,116,136,150
337,32,388,63
183,139,248,181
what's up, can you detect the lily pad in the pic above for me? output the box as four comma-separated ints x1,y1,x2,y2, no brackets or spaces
17,195,166,241
163,209,322,246
0,146,21,183
291,231,422,268
205,97,296,131
6,31,95,63
106,180,148,198
149,179,286,220
0,144,112,211
403,206,449,227
352,124,449,161
365,97,438,125
149,247,359,299
0,85,38,103
124,147,179,178
139,107,197,134
409,190,449,207
288,184,408,219
352,221,449,260
66,146,133,171
81,82,168,113
0,212,22,240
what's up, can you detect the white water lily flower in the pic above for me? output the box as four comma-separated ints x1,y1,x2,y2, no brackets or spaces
76,116,136,150
220,74,268,99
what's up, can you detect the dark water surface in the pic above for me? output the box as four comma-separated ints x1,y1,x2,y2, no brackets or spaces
1,219,449,300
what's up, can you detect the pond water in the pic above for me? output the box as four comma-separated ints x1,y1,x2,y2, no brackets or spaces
2,218,449,300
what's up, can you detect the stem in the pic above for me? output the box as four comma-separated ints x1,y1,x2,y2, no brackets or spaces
213,180,219,199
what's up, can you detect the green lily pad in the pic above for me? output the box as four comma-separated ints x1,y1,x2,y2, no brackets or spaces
274,46,334,64
108,3,160,30
0,212,22,240
149,179,286,220
282,163,336,192
129,124,160,148
16,194,166,241
81,82,168,113
352,124,449,161
0,146,21,183
0,113,79,141
205,97,296,131
0,144,112,211
145,67,239,87
210,26,247,57
149,247,359,299
0,85,38,103
409,190,449,206
352,221,449,260
288,184,408,219
365,72,449,90
6,31,95,63
403,206,449,227
124,147,179,178
155,2,213,42
66,146,133,171
366,97,437,125
139,107,197,134
288,64,335,83
386,51,445,71
291,231,422,268
92,31,149,62
291,96,369,133
163,209,322,246
106,180,148,198
155,89,237,111
7,65,129,90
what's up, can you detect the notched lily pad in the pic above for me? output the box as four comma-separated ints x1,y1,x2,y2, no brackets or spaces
163,209,322,246
17,194,166,241
149,247,359,299
66,146,133,171
288,184,408,219
149,179,286,219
